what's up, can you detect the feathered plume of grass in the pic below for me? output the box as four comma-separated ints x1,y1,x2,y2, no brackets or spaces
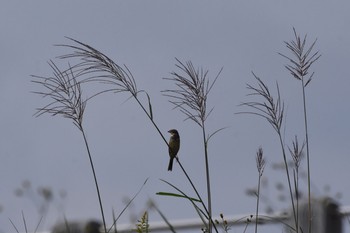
163,58,222,127
279,28,320,233
57,37,138,96
239,72,284,133
288,136,305,232
238,73,298,229
279,28,320,87
255,147,265,233
56,37,171,154
32,61,107,232
32,61,86,129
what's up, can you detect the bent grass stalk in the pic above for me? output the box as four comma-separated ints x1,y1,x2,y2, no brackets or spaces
288,135,305,233
279,28,320,233
32,62,107,233
238,73,298,230
255,147,265,233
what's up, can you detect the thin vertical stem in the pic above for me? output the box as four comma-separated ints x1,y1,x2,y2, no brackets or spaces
81,128,107,233
294,170,299,233
33,61,107,231
238,76,298,230
255,175,261,233
279,28,320,233
301,79,312,233
278,133,297,230
255,147,265,233
202,125,212,233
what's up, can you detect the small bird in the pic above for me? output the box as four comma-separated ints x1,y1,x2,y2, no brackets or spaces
167,129,180,171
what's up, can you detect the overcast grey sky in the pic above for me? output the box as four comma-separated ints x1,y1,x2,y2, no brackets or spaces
1,1,349,233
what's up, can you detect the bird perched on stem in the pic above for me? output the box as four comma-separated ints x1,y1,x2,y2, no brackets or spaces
168,129,180,171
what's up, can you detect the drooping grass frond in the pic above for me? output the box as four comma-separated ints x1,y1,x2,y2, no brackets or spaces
32,61,86,130
32,58,107,232
163,58,222,127
57,38,162,144
57,37,138,97
238,72,298,228
239,72,284,134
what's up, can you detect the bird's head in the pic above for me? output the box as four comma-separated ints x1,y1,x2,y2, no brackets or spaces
168,129,178,135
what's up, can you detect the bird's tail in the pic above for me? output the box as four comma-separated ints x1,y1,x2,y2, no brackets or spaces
168,157,174,171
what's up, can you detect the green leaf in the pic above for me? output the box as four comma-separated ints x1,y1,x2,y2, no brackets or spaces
158,179,209,222
156,192,201,202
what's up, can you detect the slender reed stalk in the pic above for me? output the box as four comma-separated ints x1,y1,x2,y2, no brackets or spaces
288,135,305,233
238,73,298,229
163,59,222,233
201,125,212,233
255,147,265,233
279,28,320,233
32,61,107,233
